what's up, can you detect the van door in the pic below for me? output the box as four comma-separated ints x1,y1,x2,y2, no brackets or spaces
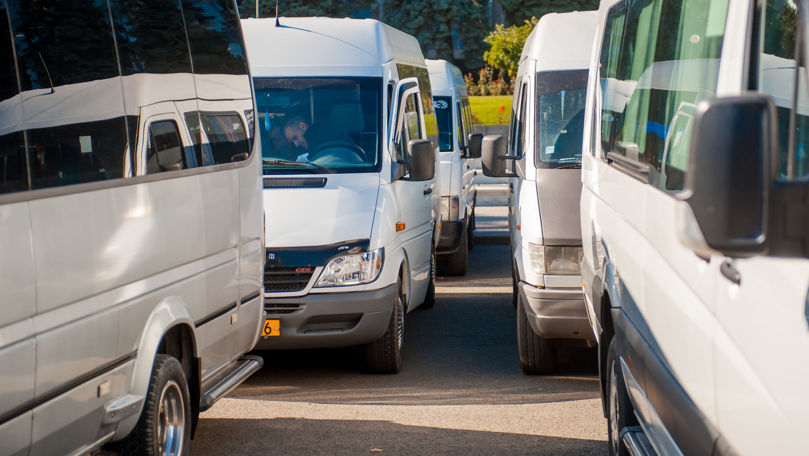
391,83,433,306
712,6,809,452
0,201,35,456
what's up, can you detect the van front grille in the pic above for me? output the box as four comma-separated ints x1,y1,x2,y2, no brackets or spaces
264,302,302,314
264,266,314,293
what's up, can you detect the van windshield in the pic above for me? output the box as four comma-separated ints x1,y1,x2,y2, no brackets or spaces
254,77,382,174
433,96,453,152
536,70,589,169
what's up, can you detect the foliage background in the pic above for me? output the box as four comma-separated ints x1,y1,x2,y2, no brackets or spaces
237,0,597,75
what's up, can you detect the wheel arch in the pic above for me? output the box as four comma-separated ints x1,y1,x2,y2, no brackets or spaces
114,297,198,440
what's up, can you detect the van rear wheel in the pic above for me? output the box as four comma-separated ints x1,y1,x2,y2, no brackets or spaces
421,243,436,309
442,227,468,276
364,278,405,373
517,295,556,374
115,354,191,456
607,338,634,456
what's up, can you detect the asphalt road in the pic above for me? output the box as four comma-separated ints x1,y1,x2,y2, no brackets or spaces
192,241,608,455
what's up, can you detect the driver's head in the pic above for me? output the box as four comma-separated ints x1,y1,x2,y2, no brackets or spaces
284,117,310,150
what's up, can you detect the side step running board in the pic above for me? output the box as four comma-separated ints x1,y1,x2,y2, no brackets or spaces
621,426,656,456
200,355,263,412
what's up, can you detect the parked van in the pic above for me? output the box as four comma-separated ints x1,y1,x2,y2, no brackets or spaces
242,17,440,373
426,59,481,276
482,11,597,374
581,0,809,454
0,1,264,455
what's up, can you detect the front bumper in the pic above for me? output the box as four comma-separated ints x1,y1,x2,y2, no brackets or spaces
255,284,396,350
437,219,465,254
518,281,595,343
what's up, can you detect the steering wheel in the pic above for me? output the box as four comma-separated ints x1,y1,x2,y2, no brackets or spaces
311,141,367,162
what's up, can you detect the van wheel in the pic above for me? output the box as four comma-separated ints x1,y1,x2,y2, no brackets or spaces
365,278,405,373
116,355,191,456
517,295,555,374
443,227,468,276
467,213,475,250
421,244,436,309
607,338,634,456
511,259,519,309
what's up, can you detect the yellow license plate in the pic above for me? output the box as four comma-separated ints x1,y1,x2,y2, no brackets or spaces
262,319,280,337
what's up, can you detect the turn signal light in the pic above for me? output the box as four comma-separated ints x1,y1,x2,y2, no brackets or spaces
516,225,521,231
396,222,406,232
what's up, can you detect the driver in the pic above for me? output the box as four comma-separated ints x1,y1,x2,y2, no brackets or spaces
284,116,354,162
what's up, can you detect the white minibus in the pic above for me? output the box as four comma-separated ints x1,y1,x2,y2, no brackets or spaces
242,17,440,373
581,0,809,454
0,1,264,455
426,59,481,276
482,11,598,374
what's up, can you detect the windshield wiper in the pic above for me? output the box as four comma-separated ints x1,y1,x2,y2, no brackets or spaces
556,163,582,169
263,159,335,174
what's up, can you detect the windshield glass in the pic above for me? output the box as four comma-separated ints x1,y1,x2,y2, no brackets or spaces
536,70,588,169
433,96,453,152
254,77,382,174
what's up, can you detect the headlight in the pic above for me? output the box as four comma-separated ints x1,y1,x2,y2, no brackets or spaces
441,196,459,221
528,244,582,275
315,249,384,287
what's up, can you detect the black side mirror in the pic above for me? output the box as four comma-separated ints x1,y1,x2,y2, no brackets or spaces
678,95,775,257
408,139,435,181
467,133,482,159
481,135,519,177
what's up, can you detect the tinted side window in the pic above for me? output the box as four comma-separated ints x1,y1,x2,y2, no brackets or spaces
433,96,453,152
599,0,729,191
757,0,809,180
8,0,118,90
108,0,192,75
0,132,28,194
398,93,422,160
200,113,249,164
181,0,248,75
0,2,27,194
28,119,127,188
146,120,185,174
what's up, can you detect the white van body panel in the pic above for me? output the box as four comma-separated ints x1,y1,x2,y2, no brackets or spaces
263,174,380,248
581,0,809,453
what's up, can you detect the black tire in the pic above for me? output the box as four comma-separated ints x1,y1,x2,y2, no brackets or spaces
365,277,405,373
421,243,436,309
517,294,556,374
606,338,634,456
443,227,468,276
115,354,192,456
467,212,475,251
511,259,519,309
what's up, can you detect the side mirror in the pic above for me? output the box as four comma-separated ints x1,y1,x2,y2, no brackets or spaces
467,133,482,159
481,135,519,177
408,139,435,181
677,95,775,257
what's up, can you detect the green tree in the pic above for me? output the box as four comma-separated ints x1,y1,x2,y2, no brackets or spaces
381,0,489,73
483,17,537,77
497,0,598,27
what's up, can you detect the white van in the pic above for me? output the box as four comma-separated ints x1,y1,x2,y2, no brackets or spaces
426,59,481,276
581,0,809,454
0,2,264,455
481,12,597,374
242,17,440,373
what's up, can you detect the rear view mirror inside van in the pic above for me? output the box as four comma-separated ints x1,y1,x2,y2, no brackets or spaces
677,95,775,257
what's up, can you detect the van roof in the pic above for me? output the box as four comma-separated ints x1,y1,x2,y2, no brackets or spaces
520,11,597,72
426,59,466,95
242,17,426,78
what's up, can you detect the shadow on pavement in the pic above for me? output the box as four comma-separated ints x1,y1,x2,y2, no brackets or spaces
191,418,607,456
